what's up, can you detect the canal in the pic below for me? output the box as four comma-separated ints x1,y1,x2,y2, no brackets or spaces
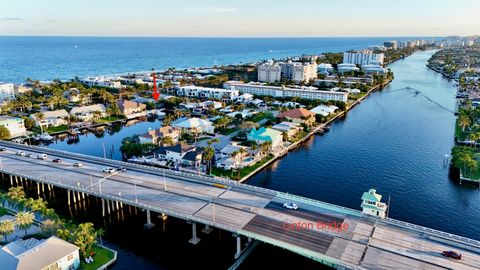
35,50,480,269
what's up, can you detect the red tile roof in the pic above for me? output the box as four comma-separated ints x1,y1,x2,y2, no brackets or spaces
278,108,315,119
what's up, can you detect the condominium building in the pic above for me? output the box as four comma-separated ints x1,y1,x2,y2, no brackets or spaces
80,77,121,88
343,50,384,66
224,81,348,102
337,63,360,73
280,61,318,83
257,62,282,83
317,63,334,74
361,65,388,74
0,83,16,102
176,85,239,100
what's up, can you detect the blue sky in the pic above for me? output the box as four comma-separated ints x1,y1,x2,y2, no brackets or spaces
0,0,478,37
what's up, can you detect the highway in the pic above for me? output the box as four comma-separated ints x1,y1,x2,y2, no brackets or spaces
1,141,479,269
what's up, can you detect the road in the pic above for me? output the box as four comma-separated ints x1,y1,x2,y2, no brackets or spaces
0,141,479,269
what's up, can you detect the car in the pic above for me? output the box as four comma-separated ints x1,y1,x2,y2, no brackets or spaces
37,154,48,160
442,251,462,260
26,153,34,158
73,162,83,167
283,202,299,210
16,151,26,156
116,167,127,172
102,167,116,173
52,158,62,163
0,147,6,152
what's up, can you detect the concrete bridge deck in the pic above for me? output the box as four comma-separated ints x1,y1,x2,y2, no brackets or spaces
0,141,479,269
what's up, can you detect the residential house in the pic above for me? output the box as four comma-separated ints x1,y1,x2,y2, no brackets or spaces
117,100,147,119
272,122,302,139
64,88,89,104
138,126,180,145
247,127,283,150
0,236,80,270
311,105,338,117
0,116,26,138
30,109,69,128
154,143,203,167
172,117,215,134
277,108,316,126
216,144,256,170
69,104,106,121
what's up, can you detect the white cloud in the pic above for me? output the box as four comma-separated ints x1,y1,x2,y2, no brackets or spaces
207,7,238,13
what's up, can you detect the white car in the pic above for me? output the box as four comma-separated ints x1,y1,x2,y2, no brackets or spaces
37,154,48,160
16,151,26,156
283,202,299,210
73,162,83,167
102,167,116,173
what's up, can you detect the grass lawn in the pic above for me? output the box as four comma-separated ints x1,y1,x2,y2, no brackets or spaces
80,245,115,270
211,155,274,180
461,168,480,181
97,115,125,123
247,112,274,123
45,125,69,133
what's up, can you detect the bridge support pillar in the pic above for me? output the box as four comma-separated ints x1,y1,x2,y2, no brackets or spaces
202,224,212,234
234,236,242,259
67,190,71,206
101,199,105,217
144,210,155,229
189,222,200,244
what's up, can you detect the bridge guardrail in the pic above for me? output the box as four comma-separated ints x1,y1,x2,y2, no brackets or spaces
384,218,480,247
0,141,277,197
0,168,239,234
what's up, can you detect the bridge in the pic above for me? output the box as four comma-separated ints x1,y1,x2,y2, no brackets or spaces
0,141,479,269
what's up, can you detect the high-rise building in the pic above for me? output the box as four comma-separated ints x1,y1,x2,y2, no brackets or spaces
342,50,384,66
383,40,398,49
280,61,318,83
257,63,282,83
0,83,16,102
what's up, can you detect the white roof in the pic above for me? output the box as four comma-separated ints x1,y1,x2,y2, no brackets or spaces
272,122,300,131
173,117,213,129
311,105,338,116
33,110,69,120
70,104,106,115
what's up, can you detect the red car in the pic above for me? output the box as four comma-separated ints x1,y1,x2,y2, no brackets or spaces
442,251,462,260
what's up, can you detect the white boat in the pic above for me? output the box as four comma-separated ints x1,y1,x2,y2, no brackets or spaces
39,133,54,141
155,109,166,119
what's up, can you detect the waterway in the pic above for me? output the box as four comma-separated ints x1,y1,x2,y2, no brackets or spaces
30,50,480,269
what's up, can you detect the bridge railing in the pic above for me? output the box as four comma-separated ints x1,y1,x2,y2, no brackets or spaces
384,218,480,247
0,168,239,234
0,141,277,196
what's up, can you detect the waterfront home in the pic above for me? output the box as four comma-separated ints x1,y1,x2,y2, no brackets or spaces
361,188,388,219
154,142,203,168
138,126,180,145
0,116,27,138
311,104,338,116
69,104,106,121
247,127,283,149
0,236,80,270
216,145,256,170
277,108,316,126
172,117,215,134
117,100,147,119
272,122,302,139
30,109,69,128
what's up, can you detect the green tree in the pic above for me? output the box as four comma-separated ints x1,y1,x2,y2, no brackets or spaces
458,114,471,132
0,220,15,242
15,211,35,236
202,146,215,174
73,223,98,258
0,126,11,140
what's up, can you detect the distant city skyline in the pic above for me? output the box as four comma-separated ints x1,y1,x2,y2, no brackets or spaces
1,0,479,37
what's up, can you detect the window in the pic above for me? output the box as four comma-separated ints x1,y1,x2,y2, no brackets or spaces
68,254,74,261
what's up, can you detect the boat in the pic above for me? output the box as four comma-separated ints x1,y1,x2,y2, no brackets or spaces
39,133,54,141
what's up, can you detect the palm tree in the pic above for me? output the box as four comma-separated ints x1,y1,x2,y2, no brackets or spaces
163,114,175,127
15,211,35,236
35,113,46,133
92,111,103,122
260,141,272,157
160,136,174,146
458,114,471,132
0,220,15,242
207,138,220,148
202,146,215,174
